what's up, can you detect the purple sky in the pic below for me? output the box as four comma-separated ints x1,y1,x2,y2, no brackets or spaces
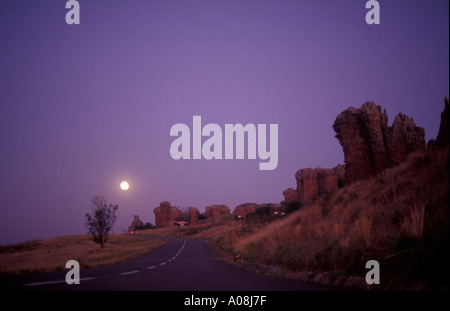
0,0,448,245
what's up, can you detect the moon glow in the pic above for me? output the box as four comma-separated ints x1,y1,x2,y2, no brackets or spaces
120,181,129,191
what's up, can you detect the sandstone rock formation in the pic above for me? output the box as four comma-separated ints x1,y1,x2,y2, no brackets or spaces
154,201,181,228
189,207,199,225
205,204,230,223
387,113,426,166
333,102,425,184
283,165,345,205
435,97,449,148
232,203,258,220
282,188,299,204
128,215,144,232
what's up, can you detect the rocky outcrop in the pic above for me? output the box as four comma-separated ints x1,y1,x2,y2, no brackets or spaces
189,207,199,225
283,188,299,204
297,166,345,204
128,215,144,232
154,201,181,228
233,203,258,220
387,113,426,166
205,205,230,223
435,97,449,148
333,102,425,184
283,165,345,205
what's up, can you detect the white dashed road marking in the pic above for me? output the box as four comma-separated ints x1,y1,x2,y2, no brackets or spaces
147,239,186,270
120,270,139,275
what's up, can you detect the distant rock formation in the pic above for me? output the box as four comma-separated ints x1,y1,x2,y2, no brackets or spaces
333,102,425,184
128,215,144,232
432,97,449,148
189,207,199,225
282,188,299,204
154,201,181,228
233,203,258,220
234,203,281,215
205,205,230,223
283,165,345,205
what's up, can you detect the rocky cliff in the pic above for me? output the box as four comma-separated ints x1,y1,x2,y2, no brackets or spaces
205,205,230,223
154,201,181,228
189,207,199,225
434,97,449,148
283,165,345,205
233,203,258,220
333,102,425,184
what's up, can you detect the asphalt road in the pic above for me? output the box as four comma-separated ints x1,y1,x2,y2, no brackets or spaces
1,237,347,291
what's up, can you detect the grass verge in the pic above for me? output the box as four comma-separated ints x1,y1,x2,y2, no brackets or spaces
0,234,167,275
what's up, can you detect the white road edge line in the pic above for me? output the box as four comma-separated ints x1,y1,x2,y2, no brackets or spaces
24,277,96,287
147,266,157,270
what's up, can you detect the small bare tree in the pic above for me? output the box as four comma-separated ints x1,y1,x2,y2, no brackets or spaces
84,196,118,248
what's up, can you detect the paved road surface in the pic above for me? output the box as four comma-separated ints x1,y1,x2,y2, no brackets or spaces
1,238,347,291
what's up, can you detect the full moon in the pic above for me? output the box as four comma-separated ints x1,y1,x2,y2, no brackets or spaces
120,181,129,191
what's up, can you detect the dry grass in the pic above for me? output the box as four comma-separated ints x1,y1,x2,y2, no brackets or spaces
139,223,215,238
144,147,449,289
0,234,167,275
401,205,425,240
229,147,449,289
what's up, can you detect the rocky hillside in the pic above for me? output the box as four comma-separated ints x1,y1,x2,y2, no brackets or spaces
233,145,448,289
233,98,449,290
146,98,449,290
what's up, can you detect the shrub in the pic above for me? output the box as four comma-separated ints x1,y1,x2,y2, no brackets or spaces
134,223,154,230
284,201,303,214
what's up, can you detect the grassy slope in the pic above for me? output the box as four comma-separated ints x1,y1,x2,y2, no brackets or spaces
0,234,167,275
235,147,448,288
